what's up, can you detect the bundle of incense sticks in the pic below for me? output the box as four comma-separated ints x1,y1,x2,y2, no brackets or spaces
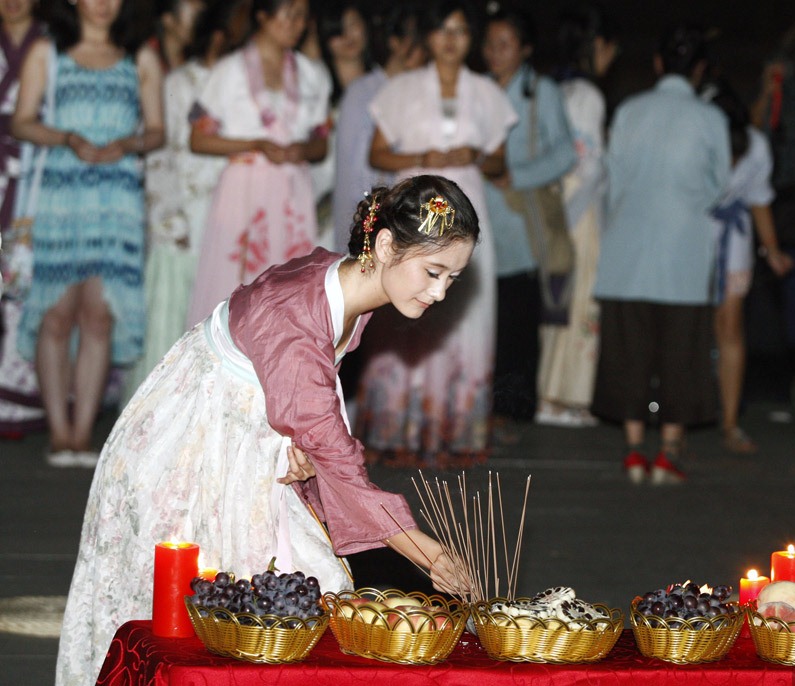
383,471,532,602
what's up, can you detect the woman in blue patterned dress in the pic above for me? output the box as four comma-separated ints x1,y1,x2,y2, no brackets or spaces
12,0,164,467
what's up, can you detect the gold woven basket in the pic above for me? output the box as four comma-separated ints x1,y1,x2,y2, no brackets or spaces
323,588,468,665
470,598,624,663
185,598,328,663
745,607,795,665
630,601,743,664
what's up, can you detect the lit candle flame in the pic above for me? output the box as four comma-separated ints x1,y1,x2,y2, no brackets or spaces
788,544,795,556
747,569,759,580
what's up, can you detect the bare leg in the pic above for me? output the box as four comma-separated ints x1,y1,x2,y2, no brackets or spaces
36,285,80,451
72,277,113,451
660,422,685,456
624,419,645,448
714,294,745,432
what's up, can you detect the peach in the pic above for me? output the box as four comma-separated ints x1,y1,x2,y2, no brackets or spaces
386,611,450,632
383,596,423,609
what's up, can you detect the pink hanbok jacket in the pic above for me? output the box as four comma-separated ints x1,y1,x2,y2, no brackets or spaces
228,248,416,555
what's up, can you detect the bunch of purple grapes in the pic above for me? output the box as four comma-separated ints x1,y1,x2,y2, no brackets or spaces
634,582,734,627
188,569,323,624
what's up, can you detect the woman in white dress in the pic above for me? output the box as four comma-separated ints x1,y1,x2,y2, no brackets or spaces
353,0,516,467
535,4,619,427
56,174,476,686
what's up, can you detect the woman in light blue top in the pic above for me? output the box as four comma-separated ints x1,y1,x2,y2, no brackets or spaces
482,6,576,422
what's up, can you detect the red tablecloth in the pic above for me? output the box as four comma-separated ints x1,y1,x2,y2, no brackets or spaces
96,621,794,686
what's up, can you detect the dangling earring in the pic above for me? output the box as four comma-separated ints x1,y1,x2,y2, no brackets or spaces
358,197,380,272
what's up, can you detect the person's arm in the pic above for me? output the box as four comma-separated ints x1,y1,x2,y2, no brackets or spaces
751,203,793,276
750,61,786,130
121,45,165,155
11,39,69,148
510,80,577,190
384,530,465,595
477,142,506,178
369,126,432,171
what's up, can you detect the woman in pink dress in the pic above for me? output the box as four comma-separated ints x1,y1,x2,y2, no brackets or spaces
186,0,330,327
354,0,516,467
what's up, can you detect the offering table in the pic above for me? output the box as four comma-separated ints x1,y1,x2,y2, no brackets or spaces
96,620,792,686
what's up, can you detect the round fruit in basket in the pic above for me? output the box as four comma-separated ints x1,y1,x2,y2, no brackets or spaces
746,581,795,666
630,581,743,664
185,565,328,663
323,588,468,664
470,586,624,663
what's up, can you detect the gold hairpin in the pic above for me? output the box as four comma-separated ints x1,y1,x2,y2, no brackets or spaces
358,197,380,272
417,195,455,236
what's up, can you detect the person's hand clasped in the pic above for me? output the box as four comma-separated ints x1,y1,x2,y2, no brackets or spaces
276,445,316,485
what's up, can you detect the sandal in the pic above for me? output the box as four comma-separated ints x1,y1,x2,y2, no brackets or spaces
723,427,757,454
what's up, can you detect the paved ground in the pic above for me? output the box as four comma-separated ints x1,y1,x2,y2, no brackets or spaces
1,355,793,685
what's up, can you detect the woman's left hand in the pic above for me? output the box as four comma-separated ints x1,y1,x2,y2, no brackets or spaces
276,445,316,484
429,551,470,596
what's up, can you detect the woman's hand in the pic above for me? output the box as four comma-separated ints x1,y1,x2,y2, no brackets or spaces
429,551,470,596
766,249,794,277
65,132,104,163
446,146,477,166
93,140,126,164
257,139,287,164
421,149,449,168
276,445,316,484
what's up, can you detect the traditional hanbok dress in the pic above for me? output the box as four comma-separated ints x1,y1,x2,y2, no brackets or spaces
0,22,46,436
354,64,516,466
537,76,607,410
186,43,330,327
17,51,146,366
121,60,226,404
56,248,416,686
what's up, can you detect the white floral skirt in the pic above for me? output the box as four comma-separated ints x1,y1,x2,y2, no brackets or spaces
55,321,352,686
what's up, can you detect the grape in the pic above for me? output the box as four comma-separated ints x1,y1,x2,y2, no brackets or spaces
636,583,735,625
188,566,324,621
214,572,232,588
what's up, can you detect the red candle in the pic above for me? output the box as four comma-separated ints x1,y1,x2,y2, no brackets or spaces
152,542,199,637
739,569,770,606
771,544,795,582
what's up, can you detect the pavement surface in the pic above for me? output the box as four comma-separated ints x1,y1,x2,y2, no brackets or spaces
1,354,793,685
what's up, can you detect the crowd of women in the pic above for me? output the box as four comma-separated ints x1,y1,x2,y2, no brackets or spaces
1,0,794,481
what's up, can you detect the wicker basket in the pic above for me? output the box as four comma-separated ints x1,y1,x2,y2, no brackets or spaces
323,588,468,664
185,598,328,663
745,607,795,665
630,601,743,664
470,598,623,663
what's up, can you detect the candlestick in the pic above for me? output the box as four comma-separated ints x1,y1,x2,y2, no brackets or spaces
739,569,770,606
771,544,795,582
152,541,199,637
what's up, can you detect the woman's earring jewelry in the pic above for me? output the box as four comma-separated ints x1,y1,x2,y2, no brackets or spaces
358,198,380,272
